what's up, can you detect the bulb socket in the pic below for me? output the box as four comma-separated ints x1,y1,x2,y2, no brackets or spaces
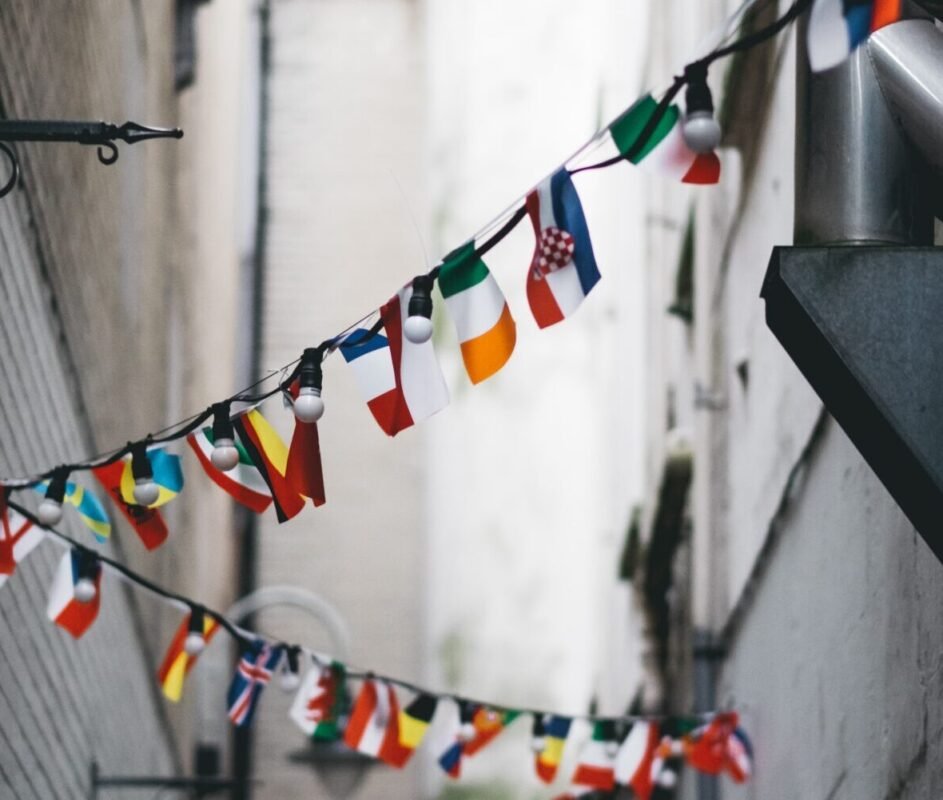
211,401,235,443
298,347,324,392
407,275,434,320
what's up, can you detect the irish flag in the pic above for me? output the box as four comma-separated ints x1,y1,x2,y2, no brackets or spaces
339,283,449,436
605,94,720,185
187,425,273,514
438,242,516,385
46,549,101,639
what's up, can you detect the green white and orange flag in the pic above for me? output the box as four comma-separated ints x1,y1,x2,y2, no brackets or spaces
156,612,219,702
438,242,516,385
602,94,720,185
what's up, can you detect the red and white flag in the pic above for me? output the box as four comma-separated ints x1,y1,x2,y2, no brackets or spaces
343,678,404,765
46,549,101,639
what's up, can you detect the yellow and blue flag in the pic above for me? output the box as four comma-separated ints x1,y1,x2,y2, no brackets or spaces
118,448,184,508
34,480,111,542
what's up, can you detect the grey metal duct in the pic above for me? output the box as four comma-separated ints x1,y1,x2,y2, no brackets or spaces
763,16,943,561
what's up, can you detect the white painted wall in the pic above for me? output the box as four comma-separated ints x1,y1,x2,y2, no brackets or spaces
423,1,650,795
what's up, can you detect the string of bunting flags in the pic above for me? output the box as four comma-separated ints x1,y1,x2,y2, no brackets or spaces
3,497,752,798
0,0,901,793
0,0,883,551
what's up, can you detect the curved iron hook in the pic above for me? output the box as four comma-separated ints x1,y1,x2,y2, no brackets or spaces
96,141,119,166
0,143,20,198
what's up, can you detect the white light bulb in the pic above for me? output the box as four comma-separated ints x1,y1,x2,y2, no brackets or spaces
74,577,97,604
293,386,325,423
658,769,678,789
682,110,722,154
280,670,301,693
184,632,206,656
531,736,546,753
403,314,434,344
459,722,477,742
605,741,620,758
210,437,240,471
133,478,160,507
38,498,63,526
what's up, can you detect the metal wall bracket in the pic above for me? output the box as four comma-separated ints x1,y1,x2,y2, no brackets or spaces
0,120,183,198
763,245,943,562
89,761,239,798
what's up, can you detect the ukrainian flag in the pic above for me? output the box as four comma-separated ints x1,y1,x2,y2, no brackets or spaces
118,448,184,508
34,480,111,542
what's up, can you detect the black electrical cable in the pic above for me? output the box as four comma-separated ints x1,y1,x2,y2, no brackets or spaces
3,0,813,492
6,496,720,725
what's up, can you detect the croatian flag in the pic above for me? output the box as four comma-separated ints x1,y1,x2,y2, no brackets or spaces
525,169,601,329
339,286,449,437
808,0,902,72
46,549,102,639
227,642,281,727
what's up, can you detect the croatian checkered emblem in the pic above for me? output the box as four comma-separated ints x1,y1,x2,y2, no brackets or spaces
532,226,575,279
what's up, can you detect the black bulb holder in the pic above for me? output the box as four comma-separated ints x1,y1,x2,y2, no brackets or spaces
684,64,714,115
211,402,234,442
130,441,153,482
299,347,324,391
46,467,69,504
188,606,206,635
408,275,434,319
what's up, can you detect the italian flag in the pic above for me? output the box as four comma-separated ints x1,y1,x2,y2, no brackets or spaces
571,720,619,790
606,94,720,185
188,425,273,514
438,242,516,384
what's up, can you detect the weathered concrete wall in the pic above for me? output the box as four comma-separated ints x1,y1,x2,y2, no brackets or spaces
249,1,428,797
637,1,943,798
0,1,248,794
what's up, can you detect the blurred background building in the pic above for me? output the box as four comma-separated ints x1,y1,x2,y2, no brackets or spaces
4,1,942,800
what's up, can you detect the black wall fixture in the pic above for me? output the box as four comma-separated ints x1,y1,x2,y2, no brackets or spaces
763,246,943,561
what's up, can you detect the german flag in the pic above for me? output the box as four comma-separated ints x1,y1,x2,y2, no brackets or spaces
232,409,306,523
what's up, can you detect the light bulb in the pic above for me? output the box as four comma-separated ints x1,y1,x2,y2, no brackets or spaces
74,577,97,603
133,478,160,506
405,274,435,343
682,110,722,154
184,632,206,656
403,314,434,344
280,670,301,693
211,437,240,471
38,498,63,526
293,386,324,423
531,736,547,753
658,769,678,789
605,741,620,758
458,722,477,742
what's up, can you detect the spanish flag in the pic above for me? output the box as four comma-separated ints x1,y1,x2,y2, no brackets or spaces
157,612,219,702
232,408,306,523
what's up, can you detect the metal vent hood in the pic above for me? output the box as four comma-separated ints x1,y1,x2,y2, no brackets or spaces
762,17,943,560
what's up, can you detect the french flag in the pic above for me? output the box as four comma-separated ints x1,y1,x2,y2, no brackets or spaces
808,0,902,73
46,549,101,639
339,286,449,437
525,168,601,329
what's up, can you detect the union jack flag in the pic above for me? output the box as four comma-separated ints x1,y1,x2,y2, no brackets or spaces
227,642,282,727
